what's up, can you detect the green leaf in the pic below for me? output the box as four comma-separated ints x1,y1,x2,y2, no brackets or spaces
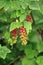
36,56,43,65
0,0,5,9
21,57,35,65
29,1,40,10
0,13,7,22
4,31,10,40
10,11,16,18
32,10,43,25
4,0,10,11
20,8,25,14
29,31,42,43
24,21,32,34
36,42,43,53
20,13,26,22
0,45,11,59
16,10,22,17
5,48,18,62
10,22,22,31
12,0,21,10
10,22,17,31
20,1,27,9
24,45,38,58
39,1,43,14
5,0,21,11
29,31,43,53
0,25,8,31
33,23,43,30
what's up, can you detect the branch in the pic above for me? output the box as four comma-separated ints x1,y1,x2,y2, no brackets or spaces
8,55,25,65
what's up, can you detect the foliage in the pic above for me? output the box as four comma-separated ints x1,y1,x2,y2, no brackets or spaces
0,0,43,65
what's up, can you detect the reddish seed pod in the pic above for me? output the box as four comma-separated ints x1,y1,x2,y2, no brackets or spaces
26,15,32,22
19,26,26,36
11,29,18,37
19,26,28,46
11,29,18,44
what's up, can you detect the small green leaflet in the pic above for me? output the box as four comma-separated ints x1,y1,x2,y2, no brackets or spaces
36,42,43,53
10,22,22,31
0,0,5,9
29,31,43,53
0,45,11,59
36,56,43,65
21,57,35,65
10,22,17,31
39,1,43,14
24,21,32,34
32,10,43,25
20,14,26,22
24,45,38,58
29,31,42,43
4,31,10,40
29,1,40,10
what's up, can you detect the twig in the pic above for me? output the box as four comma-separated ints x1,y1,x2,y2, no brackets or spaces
8,55,25,65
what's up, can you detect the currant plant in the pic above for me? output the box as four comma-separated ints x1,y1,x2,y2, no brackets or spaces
0,0,43,65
